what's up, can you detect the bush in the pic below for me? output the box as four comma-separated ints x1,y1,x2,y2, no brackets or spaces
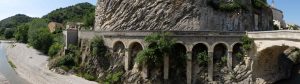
253,0,267,9
136,48,158,65
241,35,254,51
207,0,242,11
48,43,63,57
4,28,14,39
217,56,227,67
8,60,16,69
197,51,209,66
219,2,241,11
235,52,244,61
15,24,29,43
135,33,175,67
91,36,107,57
104,71,123,84
77,72,97,81
28,28,54,54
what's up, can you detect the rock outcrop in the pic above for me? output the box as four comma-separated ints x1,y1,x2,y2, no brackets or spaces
95,0,273,31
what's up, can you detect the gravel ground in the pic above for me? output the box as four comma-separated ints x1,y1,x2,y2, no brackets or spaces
0,72,9,84
5,43,97,84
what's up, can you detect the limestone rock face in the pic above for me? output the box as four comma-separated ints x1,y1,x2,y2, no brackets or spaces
95,0,273,31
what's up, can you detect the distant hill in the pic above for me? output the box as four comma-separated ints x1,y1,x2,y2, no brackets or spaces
42,2,95,23
0,14,33,29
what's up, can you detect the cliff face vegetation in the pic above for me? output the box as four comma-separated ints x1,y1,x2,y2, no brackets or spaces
95,0,273,31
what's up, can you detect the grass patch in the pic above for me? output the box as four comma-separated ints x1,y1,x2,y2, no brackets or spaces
8,60,16,69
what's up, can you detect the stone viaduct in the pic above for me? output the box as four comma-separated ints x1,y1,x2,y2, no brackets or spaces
78,30,246,83
70,30,300,83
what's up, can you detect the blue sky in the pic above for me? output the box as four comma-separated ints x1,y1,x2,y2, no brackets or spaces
0,0,97,20
0,0,299,25
267,0,300,25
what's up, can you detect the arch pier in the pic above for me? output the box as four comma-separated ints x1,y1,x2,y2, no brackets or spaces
78,31,245,84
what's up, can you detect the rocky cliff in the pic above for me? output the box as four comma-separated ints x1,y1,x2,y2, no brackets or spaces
95,0,273,31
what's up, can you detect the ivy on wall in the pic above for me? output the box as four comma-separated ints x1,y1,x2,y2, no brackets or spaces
208,0,268,11
207,0,242,12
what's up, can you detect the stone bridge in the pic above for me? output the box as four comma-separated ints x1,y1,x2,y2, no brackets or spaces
71,30,300,83
248,30,300,83
248,30,300,51
78,30,246,83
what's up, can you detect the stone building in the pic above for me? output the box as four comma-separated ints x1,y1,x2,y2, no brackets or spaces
48,22,64,33
271,6,286,29
77,0,275,84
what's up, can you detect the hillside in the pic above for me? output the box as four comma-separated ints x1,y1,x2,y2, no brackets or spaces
0,14,33,29
42,2,95,24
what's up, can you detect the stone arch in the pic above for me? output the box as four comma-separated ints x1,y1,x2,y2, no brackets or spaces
252,45,300,83
128,42,143,70
112,41,126,70
191,43,209,83
169,43,187,84
232,43,244,68
212,43,228,82
211,42,230,52
113,41,125,53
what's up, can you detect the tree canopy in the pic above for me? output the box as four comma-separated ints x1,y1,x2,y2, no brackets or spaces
0,14,33,29
42,2,95,24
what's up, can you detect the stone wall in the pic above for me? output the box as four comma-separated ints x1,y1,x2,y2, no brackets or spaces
63,29,78,48
95,0,273,31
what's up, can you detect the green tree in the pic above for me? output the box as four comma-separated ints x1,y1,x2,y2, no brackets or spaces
48,43,63,57
15,24,29,43
4,28,14,39
90,36,107,57
83,12,95,28
135,32,175,67
28,28,53,54
42,2,95,23
0,14,33,29
241,35,254,52
197,51,209,66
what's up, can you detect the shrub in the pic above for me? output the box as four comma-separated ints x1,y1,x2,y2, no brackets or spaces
235,52,244,61
4,28,14,39
135,32,175,67
90,36,107,57
217,56,228,67
219,2,241,11
104,71,123,84
15,24,29,43
207,0,242,11
28,28,54,54
241,35,254,51
253,0,267,9
77,72,97,81
8,60,16,69
48,43,63,57
136,48,158,65
197,51,209,66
